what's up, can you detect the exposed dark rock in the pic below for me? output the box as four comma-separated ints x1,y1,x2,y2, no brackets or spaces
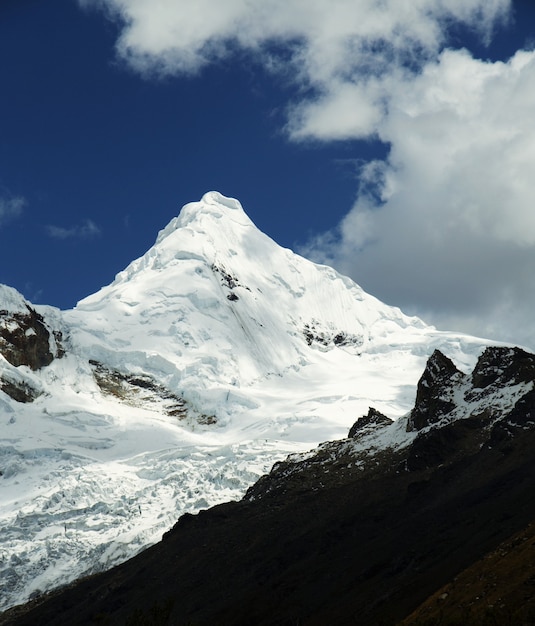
212,263,238,289
89,360,216,424
471,346,535,389
406,347,535,469
303,324,315,346
52,331,65,359
488,387,535,445
332,331,361,347
90,360,186,415
348,407,392,438
0,306,57,370
212,263,250,293
407,349,465,431
0,305,64,402
303,321,363,349
406,415,488,472
0,378,41,403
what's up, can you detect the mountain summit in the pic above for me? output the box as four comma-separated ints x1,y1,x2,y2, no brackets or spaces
0,192,492,609
67,191,431,400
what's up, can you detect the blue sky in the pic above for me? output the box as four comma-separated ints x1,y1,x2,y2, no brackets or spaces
1,0,535,348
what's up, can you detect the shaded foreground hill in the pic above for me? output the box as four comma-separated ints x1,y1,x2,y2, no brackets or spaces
3,346,535,625
401,519,535,625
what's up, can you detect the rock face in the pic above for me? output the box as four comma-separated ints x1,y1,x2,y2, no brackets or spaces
471,345,535,389
348,407,392,438
0,291,64,402
4,345,535,626
0,306,58,370
248,346,535,495
404,346,535,471
406,349,465,431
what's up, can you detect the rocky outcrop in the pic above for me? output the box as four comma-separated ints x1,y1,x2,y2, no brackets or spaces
406,349,465,431
248,346,535,493
90,360,216,424
0,377,41,403
212,263,251,302
348,407,392,438
0,296,65,402
403,347,535,470
0,306,61,371
471,345,535,389
303,320,363,349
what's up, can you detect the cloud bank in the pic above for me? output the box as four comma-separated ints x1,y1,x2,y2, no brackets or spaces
81,0,535,349
81,0,509,140
301,46,535,345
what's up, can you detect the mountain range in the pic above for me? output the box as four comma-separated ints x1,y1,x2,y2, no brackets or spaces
1,191,533,624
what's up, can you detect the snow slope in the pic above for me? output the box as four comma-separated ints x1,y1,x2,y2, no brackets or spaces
0,191,493,609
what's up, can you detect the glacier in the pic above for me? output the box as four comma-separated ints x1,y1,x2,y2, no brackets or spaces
0,191,494,609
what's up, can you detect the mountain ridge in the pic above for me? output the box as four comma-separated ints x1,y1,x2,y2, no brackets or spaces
0,191,500,610
3,346,535,625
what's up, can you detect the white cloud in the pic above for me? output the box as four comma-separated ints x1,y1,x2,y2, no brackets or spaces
77,0,510,147
287,80,384,141
0,195,25,224
46,219,101,240
80,1,509,78
301,47,535,348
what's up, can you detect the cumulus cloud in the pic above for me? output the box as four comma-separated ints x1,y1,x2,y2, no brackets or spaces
301,47,535,347
80,1,509,125
46,219,101,240
0,194,25,225
79,0,535,348
76,0,511,152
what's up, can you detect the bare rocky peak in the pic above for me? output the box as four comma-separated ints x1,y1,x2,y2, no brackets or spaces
247,345,535,498
407,349,466,432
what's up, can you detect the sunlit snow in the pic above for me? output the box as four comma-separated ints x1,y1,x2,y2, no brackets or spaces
0,192,494,609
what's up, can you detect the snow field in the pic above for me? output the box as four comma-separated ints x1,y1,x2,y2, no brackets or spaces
0,192,496,609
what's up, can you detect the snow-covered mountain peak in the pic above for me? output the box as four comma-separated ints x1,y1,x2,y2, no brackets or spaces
69,192,440,406
156,191,249,244
0,191,496,611
66,192,491,409
104,191,266,291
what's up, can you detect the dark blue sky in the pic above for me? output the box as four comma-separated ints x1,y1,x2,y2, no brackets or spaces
0,0,534,321
0,0,381,307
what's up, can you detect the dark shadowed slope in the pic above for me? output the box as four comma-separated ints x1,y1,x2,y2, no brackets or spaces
401,520,535,625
